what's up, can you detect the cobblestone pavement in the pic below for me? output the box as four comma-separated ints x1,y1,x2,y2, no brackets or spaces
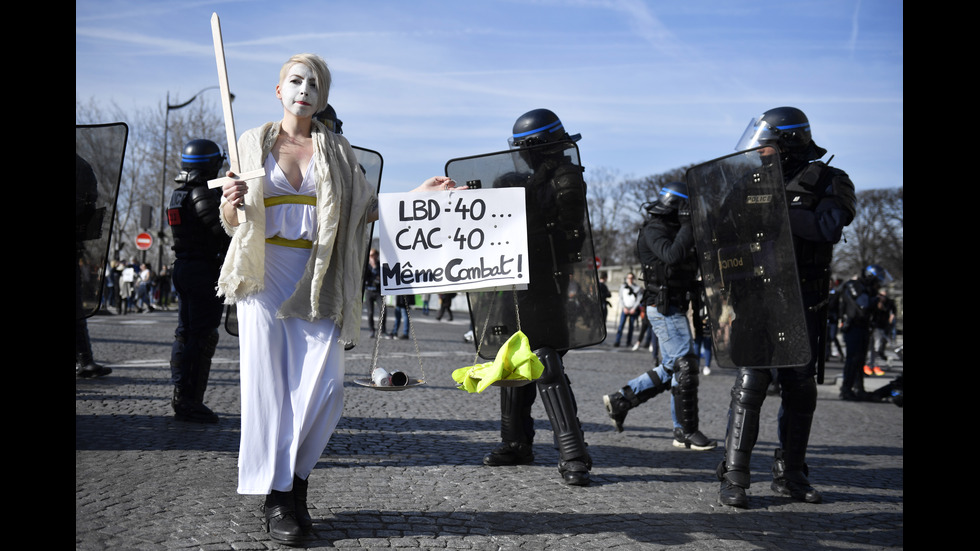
77,308,903,550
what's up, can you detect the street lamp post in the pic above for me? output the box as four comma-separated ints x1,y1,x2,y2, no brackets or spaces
157,86,229,275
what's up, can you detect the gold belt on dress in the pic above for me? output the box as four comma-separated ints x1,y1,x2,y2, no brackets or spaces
265,236,313,249
263,195,317,249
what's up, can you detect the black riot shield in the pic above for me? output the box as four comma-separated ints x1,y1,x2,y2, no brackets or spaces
222,145,383,338
685,146,810,369
76,123,128,320
446,141,605,360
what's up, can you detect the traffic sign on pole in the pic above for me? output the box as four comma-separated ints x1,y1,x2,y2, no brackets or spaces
136,232,153,251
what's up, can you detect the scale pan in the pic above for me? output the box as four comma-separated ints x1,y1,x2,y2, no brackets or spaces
353,377,425,391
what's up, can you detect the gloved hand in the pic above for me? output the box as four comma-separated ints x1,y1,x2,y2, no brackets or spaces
677,200,691,224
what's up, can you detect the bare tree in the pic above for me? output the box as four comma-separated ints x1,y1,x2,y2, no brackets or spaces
585,167,639,266
77,97,226,268
832,187,903,282
586,165,697,267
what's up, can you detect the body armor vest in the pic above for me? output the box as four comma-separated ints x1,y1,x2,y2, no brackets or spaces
637,217,698,311
168,183,229,260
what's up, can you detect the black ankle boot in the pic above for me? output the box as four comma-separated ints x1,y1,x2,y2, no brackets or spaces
293,475,312,534
559,457,592,486
603,376,669,433
263,490,305,546
602,390,632,433
771,449,822,503
172,387,218,424
719,479,748,508
483,441,534,466
716,460,749,508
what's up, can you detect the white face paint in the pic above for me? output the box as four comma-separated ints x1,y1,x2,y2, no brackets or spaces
277,63,319,118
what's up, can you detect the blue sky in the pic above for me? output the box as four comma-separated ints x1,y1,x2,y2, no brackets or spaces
76,0,903,194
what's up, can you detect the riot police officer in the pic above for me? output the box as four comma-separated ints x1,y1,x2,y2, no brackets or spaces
839,265,891,401
480,109,596,486
717,107,856,507
167,139,231,423
76,154,112,378
602,182,716,450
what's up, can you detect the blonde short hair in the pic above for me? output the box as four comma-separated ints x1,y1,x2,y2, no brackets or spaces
279,53,331,114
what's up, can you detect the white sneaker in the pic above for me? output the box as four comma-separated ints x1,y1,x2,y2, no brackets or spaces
702,366,711,376
631,342,640,351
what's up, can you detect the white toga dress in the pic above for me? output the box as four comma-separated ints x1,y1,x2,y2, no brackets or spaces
236,154,345,495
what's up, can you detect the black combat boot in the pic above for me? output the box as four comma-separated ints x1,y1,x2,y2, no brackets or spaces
484,441,534,466
772,378,821,503
716,461,749,508
602,371,669,432
76,350,111,378
171,333,219,424
771,448,822,503
485,384,536,466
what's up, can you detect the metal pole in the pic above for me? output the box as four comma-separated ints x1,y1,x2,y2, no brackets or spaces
158,92,171,276
157,86,225,275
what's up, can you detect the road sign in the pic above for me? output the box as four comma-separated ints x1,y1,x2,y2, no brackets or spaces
136,232,153,250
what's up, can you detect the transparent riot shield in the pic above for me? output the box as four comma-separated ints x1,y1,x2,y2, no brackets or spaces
446,141,605,360
222,144,383,338
685,147,810,369
352,144,384,259
76,123,128,320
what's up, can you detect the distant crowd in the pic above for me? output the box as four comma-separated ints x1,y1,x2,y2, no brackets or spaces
100,259,174,314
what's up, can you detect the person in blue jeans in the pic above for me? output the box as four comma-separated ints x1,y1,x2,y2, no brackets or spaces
390,294,414,339
602,182,715,451
613,273,642,347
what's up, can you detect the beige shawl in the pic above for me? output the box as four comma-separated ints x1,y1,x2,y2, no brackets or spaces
217,120,377,347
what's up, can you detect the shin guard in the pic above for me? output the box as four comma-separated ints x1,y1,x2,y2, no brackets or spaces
672,354,701,434
722,368,769,488
500,382,536,444
535,347,590,465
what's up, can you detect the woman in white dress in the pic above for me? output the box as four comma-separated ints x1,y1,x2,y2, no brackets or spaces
218,53,458,546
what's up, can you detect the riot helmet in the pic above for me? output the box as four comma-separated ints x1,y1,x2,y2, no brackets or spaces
735,106,826,166
860,264,893,291
314,104,343,134
176,139,224,184
509,109,581,172
508,108,581,149
646,181,689,216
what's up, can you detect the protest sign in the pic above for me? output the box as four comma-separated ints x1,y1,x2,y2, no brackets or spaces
378,188,528,295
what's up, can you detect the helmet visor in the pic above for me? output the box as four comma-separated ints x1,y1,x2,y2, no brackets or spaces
735,116,780,152
866,266,895,286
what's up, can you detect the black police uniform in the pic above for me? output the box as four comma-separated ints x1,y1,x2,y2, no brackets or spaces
76,154,112,378
839,268,884,400
718,108,856,507
482,109,595,486
167,140,231,423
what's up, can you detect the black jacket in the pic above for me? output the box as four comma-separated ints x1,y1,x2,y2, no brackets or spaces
636,214,697,309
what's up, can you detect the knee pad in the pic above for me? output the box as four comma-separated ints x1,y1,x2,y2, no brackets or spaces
534,347,564,385
731,368,770,410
